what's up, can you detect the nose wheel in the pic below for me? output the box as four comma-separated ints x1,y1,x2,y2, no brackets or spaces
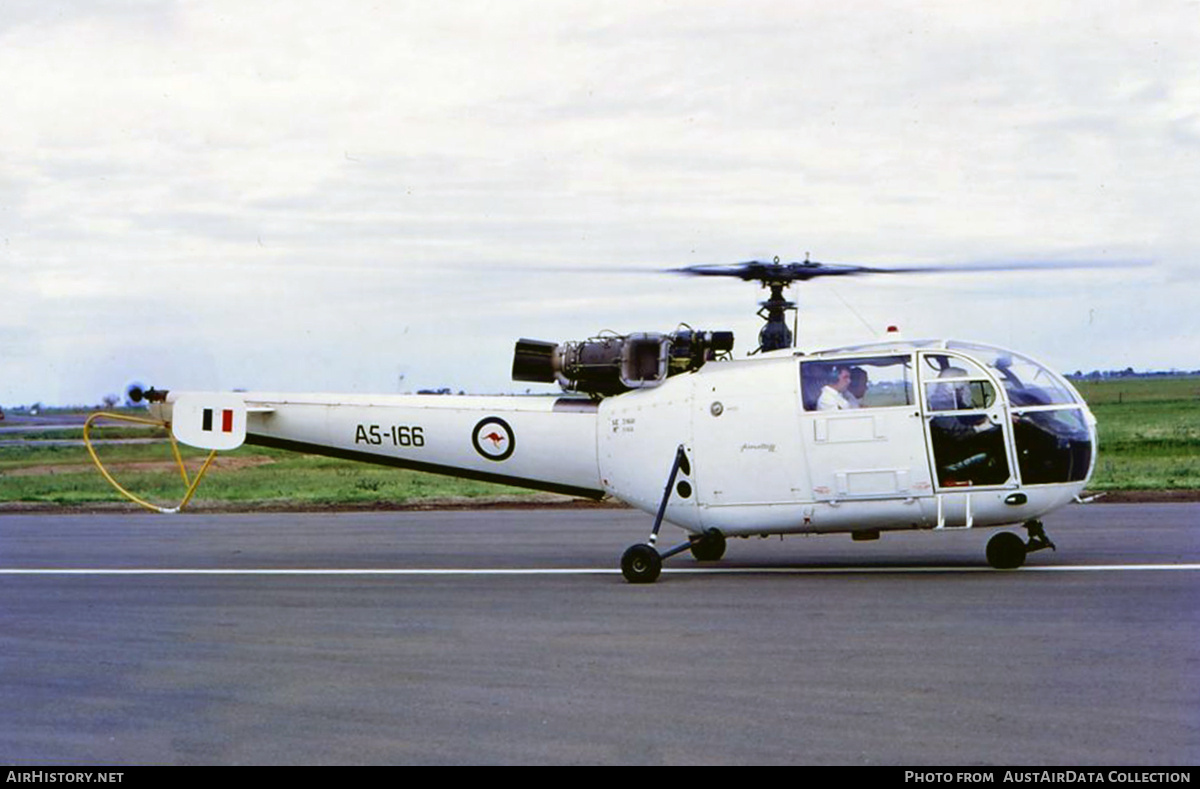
986,531,1027,569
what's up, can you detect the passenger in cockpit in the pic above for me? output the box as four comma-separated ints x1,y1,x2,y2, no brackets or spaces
816,365,853,410
844,367,869,408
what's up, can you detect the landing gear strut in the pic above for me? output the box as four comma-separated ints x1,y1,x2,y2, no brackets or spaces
620,446,725,583
1023,519,1056,555
985,519,1056,570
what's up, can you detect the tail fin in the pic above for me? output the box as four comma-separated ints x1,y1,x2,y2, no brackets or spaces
170,394,248,451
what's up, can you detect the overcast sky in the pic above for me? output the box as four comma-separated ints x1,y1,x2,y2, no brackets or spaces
3,0,1198,406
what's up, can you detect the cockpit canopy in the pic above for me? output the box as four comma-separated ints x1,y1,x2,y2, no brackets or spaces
799,339,1092,486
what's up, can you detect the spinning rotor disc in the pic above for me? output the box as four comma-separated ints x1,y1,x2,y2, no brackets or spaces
670,255,1141,353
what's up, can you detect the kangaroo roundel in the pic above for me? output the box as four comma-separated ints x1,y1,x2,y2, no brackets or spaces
472,417,515,461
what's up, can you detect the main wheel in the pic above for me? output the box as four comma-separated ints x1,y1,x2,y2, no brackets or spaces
689,528,727,562
621,544,663,584
986,531,1027,570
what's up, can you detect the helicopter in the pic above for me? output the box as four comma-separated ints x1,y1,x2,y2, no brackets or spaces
93,257,1101,583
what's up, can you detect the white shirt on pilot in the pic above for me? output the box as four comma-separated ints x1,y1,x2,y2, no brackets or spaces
817,385,851,411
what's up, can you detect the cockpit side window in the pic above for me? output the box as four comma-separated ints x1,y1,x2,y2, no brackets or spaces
925,379,997,411
800,355,913,412
920,355,996,410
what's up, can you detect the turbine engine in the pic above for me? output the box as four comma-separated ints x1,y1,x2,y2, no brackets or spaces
512,329,734,397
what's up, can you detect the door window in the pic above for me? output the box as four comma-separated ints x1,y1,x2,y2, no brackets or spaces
800,355,914,412
921,354,1011,488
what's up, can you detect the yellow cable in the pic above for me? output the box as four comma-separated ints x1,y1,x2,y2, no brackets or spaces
168,429,192,488
83,412,218,514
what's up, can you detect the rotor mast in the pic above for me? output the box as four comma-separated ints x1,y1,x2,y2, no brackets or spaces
755,277,796,353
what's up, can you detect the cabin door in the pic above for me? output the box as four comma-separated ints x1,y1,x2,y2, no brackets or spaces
798,355,932,502
916,351,1017,527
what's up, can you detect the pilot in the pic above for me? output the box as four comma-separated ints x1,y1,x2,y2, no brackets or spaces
928,368,1006,485
928,368,987,422
844,367,869,408
816,365,853,410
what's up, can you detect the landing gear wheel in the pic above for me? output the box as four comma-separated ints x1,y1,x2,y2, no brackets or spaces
986,531,1027,570
621,544,663,584
689,529,727,562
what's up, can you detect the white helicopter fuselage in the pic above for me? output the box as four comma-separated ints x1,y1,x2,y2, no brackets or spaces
157,338,1095,542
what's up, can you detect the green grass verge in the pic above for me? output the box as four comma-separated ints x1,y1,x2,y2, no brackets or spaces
1071,377,1200,490
0,440,543,507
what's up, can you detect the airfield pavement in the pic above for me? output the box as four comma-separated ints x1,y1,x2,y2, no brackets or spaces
0,504,1196,766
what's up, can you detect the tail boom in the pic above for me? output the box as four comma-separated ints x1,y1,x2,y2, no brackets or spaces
155,392,605,500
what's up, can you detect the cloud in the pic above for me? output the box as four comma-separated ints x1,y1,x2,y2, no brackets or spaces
2,1,1198,405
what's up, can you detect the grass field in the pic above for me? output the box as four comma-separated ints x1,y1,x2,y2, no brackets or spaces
1070,376,1200,490
0,428,544,508
1,378,1196,507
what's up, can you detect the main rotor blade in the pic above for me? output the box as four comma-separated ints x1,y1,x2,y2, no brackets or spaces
827,259,1147,273
495,257,1148,284
672,258,1148,283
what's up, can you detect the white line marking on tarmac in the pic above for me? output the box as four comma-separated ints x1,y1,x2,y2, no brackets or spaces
0,564,1198,576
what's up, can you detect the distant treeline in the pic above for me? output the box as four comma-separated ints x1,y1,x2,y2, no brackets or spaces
1067,369,1200,380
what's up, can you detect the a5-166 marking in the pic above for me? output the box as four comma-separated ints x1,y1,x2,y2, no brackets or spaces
355,424,425,447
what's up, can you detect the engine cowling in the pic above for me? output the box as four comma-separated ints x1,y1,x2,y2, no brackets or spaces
512,329,734,397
